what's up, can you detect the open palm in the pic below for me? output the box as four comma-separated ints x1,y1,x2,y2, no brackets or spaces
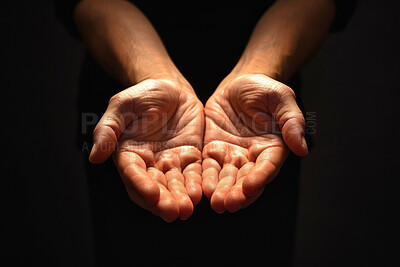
89,79,204,221
202,74,308,213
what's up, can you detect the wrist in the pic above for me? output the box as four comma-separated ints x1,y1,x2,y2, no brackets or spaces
131,67,195,95
229,52,285,82
126,58,180,85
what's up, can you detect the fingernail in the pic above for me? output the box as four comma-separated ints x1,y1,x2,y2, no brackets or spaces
89,143,96,162
301,135,308,152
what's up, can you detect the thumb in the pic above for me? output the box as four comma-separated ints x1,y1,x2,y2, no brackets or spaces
274,89,308,157
89,94,133,163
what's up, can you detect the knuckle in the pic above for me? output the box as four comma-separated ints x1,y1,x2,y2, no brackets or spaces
279,84,296,98
109,92,125,105
282,113,306,128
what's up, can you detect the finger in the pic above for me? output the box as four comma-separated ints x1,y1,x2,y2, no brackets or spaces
242,146,288,196
148,167,167,187
224,162,254,212
125,183,179,222
202,158,221,199
210,164,238,213
165,168,193,220
114,151,160,204
89,93,134,164
146,168,180,222
183,163,203,206
274,90,308,157
156,183,180,222
241,186,265,209
226,168,266,212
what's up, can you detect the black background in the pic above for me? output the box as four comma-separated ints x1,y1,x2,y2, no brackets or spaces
2,0,399,266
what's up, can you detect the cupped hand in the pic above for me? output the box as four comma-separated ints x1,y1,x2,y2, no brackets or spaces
89,79,204,221
202,74,308,213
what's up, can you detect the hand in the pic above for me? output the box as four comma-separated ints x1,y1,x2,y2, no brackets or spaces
202,74,308,213
89,79,204,221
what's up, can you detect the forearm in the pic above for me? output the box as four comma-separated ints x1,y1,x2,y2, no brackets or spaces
73,0,185,87
231,0,335,82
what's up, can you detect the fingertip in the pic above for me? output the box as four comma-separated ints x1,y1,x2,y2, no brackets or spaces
299,136,309,156
281,117,308,157
178,196,194,220
288,135,309,157
210,191,226,214
90,124,119,163
88,143,102,164
224,190,245,213
187,184,202,206
202,180,216,200
88,145,97,163
242,176,258,197
143,182,161,205
242,170,269,197
159,198,180,222
179,209,193,221
88,142,115,164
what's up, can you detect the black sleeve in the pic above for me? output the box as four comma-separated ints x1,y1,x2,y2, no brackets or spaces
53,0,82,39
331,0,357,32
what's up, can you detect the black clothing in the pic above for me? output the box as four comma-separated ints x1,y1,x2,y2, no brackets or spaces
53,1,356,265
54,0,357,40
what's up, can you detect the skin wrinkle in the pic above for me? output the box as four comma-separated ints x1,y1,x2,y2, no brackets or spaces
226,78,285,136
210,111,280,140
227,89,262,136
206,112,253,140
211,97,241,136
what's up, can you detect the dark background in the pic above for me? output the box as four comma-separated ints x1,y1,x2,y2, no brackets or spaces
2,0,399,266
